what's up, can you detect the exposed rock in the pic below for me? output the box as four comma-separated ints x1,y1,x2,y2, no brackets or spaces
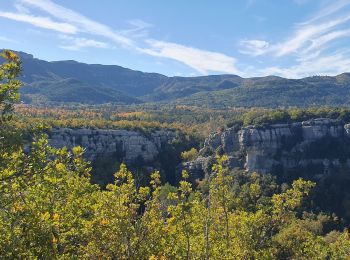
186,118,350,179
47,128,176,164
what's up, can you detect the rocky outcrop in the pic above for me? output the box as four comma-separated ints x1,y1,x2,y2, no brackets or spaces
47,128,176,163
185,118,350,180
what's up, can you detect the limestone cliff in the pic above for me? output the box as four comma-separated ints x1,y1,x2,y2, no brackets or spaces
184,118,350,180
47,128,176,164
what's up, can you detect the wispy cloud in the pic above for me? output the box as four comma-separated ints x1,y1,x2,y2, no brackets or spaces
301,0,350,24
301,29,350,55
241,12,350,57
142,40,238,74
13,0,238,74
1,0,350,77
260,51,350,78
20,0,134,47
0,11,77,34
274,14,350,57
239,40,269,56
239,0,350,77
122,19,153,38
241,0,350,56
58,35,109,51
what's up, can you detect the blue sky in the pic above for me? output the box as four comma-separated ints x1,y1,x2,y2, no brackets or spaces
0,0,350,78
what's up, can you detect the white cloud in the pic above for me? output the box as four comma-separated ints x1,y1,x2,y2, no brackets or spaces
142,40,238,74
14,2,30,14
1,0,349,77
17,0,239,74
301,0,350,24
0,11,77,34
128,19,152,30
301,29,350,55
240,0,350,58
58,35,109,51
20,0,134,47
239,0,350,77
239,39,269,56
121,19,153,38
274,14,350,56
260,51,350,78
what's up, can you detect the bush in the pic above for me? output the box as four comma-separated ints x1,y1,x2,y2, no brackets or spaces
181,148,198,161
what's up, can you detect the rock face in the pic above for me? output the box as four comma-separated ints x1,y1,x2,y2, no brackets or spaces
185,119,350,180
47,128,176,163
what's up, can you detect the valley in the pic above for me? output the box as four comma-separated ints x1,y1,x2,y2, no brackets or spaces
3,0,350,257
3,49,350,258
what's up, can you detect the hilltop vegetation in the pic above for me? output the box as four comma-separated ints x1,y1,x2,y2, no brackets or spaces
176,74,350,108
13,51,350,108
14,104,350,139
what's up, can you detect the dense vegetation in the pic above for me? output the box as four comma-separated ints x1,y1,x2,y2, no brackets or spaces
175,74,350,108
3,50,350,258
14,104,350,139
15,51,350,108
4,143,350,259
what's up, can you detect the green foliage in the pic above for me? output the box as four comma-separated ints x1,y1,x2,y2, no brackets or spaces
2,136,350,258
3,50,350,258
181,147,199,162
16,51,350,109
176,74,350,108
230,106,350,128
0,50,21,122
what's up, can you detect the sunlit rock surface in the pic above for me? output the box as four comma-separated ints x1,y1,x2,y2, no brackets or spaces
47,128,176,163
184,119,350,180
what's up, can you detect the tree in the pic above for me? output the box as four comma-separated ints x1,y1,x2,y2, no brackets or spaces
181,148,198,162
0,136,98,258
0,50,21,122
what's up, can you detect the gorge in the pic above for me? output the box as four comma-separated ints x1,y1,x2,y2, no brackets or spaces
44,118,350,185
183,118,350,181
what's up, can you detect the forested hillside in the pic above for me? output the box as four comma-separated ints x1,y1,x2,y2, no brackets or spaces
16,51,166,105
13,51,350,108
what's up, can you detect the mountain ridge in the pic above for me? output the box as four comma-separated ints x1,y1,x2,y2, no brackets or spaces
9,51,350,107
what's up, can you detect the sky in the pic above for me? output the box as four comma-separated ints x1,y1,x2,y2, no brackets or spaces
0,0,350,78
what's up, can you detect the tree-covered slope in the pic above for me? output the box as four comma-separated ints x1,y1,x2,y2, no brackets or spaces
13,51,350,107
143,74,242,101
175,74,350,108
17,51,166,105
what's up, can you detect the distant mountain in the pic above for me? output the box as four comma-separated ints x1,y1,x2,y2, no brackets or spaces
175,74,350,108
17,51,166,105
144,75,242,101
10,51,350,107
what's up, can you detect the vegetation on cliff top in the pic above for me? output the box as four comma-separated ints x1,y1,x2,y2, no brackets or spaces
3,50,350,258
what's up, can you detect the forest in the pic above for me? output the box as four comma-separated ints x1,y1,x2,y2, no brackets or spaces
2,50,350,259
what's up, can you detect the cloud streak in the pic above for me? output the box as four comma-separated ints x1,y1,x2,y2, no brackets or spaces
12,0,239,74
58,35,109,51
240,0,350,77
2,0,348,77
143,40,238,74
20,0,134,47
274,13,350,57
239,40,269,56
260,51,350,78
0,11,77,34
